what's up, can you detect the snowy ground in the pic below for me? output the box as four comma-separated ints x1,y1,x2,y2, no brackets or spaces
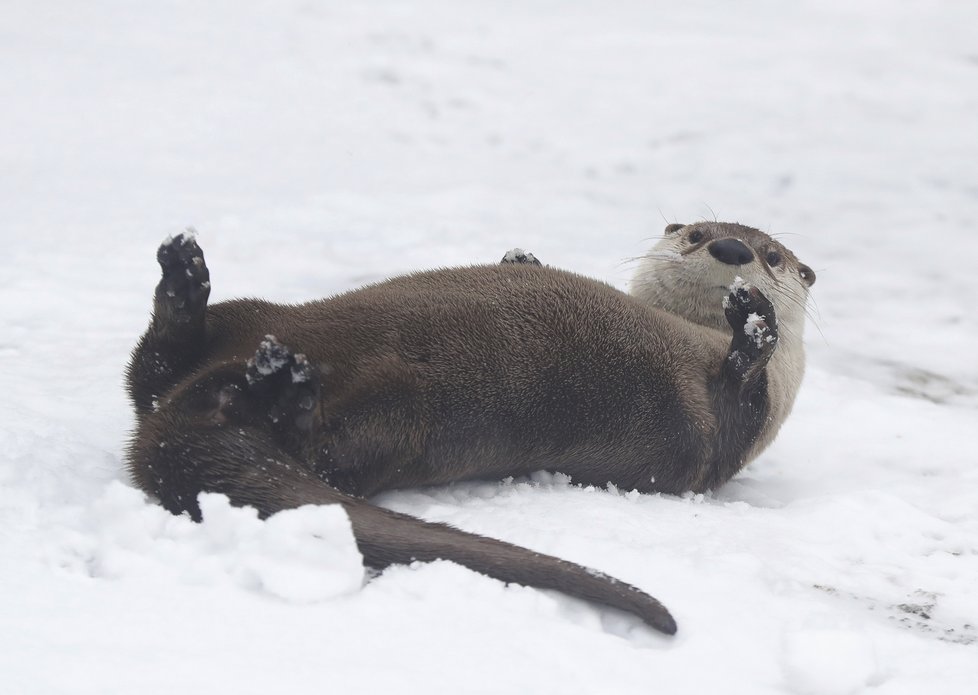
2,1,977,693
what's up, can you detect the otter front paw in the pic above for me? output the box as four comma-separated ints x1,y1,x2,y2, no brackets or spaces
722,278,778,384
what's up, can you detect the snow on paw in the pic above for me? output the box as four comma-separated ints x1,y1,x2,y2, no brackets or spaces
501,248,542,266
723,277,777,340
744,312,777,351
287,354,320,433
290,353,313,385
246,335,292,386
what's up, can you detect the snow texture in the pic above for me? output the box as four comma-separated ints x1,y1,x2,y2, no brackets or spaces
2,1,977,693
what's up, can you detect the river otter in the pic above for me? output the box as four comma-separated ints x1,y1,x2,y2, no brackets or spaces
125,222,814,635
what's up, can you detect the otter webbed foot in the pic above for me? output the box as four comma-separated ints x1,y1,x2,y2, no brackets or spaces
500,248,542,266
246,335,322,447
127,231,213,415
721,278,778,390
155,230,211,329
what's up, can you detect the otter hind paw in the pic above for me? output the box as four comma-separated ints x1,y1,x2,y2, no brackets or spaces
155,230,210,324
246,335,292,386
501,248,542,266
246,336,321,435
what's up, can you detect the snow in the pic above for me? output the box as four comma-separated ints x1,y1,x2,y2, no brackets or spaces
745,311,772,348
502,247,539,265
247,335,290,382
781,627,881,695
723,276,750,310
79,485,363,603
163,229,198,248
2,0,977,693
291,354,311,384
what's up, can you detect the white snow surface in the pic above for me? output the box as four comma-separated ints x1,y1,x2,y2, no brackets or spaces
2,1,977,693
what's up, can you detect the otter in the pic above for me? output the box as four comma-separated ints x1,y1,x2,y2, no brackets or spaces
125,222,815,636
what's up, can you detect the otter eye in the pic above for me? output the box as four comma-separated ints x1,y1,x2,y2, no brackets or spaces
688,230,704,244
798,263,815,286
766,251,782,266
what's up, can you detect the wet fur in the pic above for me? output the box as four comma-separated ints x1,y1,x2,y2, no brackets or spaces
125,223,814,635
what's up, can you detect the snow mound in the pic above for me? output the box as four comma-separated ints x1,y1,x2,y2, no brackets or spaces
781,627,880,695
80,483,363,603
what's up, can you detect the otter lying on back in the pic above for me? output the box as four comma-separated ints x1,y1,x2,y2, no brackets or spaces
125,222,815,635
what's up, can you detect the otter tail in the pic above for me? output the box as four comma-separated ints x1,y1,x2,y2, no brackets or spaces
132,423,676,635
340,495,677,635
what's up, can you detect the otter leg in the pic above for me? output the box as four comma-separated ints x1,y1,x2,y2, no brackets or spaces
240,336,424,497
129,369,678,635
131,402,332,522
127,232,212,416
131,348,324,521
721,279,778,394
700,280,777,490
500,248,542,266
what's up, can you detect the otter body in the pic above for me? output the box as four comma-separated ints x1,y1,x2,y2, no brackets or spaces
125,222,815,635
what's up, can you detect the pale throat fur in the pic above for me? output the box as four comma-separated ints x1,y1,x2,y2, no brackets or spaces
629,222,815,462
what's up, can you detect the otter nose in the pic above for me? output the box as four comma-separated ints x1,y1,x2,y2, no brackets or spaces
708,238,754,266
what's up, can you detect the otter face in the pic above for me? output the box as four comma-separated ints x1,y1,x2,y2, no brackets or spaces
632,222,815,334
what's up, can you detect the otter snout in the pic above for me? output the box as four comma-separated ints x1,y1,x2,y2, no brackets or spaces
708,239,754,266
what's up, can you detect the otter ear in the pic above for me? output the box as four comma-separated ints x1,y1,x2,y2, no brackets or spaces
664,223,685,235
798,263,816,287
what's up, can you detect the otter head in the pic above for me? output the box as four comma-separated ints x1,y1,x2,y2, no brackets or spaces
630,222,816,337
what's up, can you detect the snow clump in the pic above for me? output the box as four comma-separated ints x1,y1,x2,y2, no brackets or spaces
81,483,364,603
